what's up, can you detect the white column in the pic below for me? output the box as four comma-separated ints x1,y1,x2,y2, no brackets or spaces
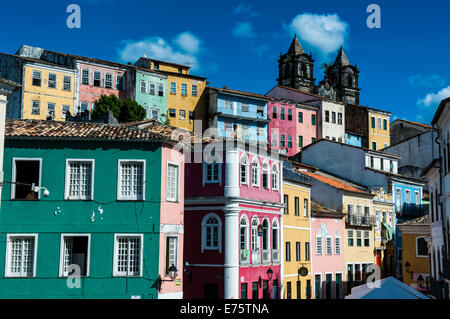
223,204,240,299
224,148,239,198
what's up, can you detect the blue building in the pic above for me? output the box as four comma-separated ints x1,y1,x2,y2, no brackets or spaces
205,87,269,144
345,132,364,147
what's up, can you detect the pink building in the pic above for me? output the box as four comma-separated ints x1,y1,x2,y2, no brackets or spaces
158,143,185,299
310,202,345,299
75,58,128,113
183,141,283,299
268,99,318,157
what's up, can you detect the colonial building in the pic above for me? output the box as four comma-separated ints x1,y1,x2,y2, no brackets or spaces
183,140,283,299
0,119,184,299
390,119,434,145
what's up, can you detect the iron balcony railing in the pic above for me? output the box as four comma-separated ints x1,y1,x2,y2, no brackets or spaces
262,250,271,265
272,249,280,264
347,213,375,227
252,249,261,266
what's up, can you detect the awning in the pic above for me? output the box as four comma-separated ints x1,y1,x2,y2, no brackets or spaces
382,222,394,240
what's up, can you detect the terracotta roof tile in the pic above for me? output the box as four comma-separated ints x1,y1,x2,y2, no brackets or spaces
398,214,430,227
301,170,372,195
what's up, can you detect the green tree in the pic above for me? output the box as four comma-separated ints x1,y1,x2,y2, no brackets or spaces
91,95,146,123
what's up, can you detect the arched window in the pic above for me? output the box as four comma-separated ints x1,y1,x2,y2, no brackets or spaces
262,161,270,189
301,64,308,78
201,213,222,253
251,217,260,251
272,164,279,190
240,154,249,185
272,219,279,250
240,216,249,251
347,74,353,87
251,158,260,187
262,219,270,250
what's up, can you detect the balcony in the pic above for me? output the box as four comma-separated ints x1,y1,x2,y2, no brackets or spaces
262,250,271,265
240,249,250,266
272,250,280,264
398,203,428,218
252,250,261,266
346,213,375,228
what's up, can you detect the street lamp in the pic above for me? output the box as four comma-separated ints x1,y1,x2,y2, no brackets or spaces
267,268,273,281
404,261,411,273
157,264,178,291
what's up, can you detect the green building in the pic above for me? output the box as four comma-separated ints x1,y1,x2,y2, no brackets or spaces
126,66,167,123
0,119,184,298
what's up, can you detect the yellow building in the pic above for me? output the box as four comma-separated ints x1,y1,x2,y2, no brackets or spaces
342,192,377,295
21,58,76,121
371,188,396,277
282,166,312,299
398,215,430,290
368,108,391,150
134,58,207,132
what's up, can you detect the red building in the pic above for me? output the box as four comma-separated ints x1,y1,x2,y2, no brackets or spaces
183,140,283,299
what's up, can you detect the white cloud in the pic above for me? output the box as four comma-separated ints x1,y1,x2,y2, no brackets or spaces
417,86,450,107
408,74,446,88
232,22,255,38
117,32,203,70
234,3,260,17
289,13,349,56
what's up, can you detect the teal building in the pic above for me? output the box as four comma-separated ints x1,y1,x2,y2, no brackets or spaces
0,119,183,298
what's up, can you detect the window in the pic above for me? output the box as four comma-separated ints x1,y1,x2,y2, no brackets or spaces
251,218,260,253
257,126,265,137
93,71,101,87
31,100,40,115
179,110,186,120
251,158,260,187
284,194,289,214
166,163,179,202
62,105,70,119
375,211,380,232
335,237,341,255
312,137,316,143
262,162,269,189
377,117,382,129
60,235,89,277
225,100,232,110
332,112,336,123
165,236,178,274
356,205,362,225
298,111,303,123
285,242,291,261
149,83,156,95
241,283,248,299
272,164,279,190
104,73,112,89
280,135,285,148
47,103,55,118
294,197,299,216
240,154,249,185
288,109,292,120
178,67,182,74
240,216,249,254
316,236,322,255
170,82,176,94
153,62,159,70
338,113,342,125
202,214,221,252
297,281,301,299
414,191,420,204
396,188,402,211
348,230,354,247
286,282,292,299
6,235,37,277
32,70,41,86
65,160,94,200
48,73,57,88
372,141,377,150
116,75,123,90
241,103,249,113
383,119,388,130
252,282,258,299
204,162,220,183
298,136,303,148
382,211,387,223
364,231,370,247
311,114,316,126
118,160,145,200
325,111,330,122
304,199,308,217
315,275,321,299
82,69,90,85
189,111,195,122
326,237,332,255
80,102,88,113
262,219,270,253
257,105,265,116
181,83,187,96
272,219,279,251
158,84,164,97
12,159,41,200
356,231,362,247
364,207,370,225
416,237,428,257
272,106,277,119
287,136,292,148
192,85,197,97
305,242,310,261
405,190,411,204
140,80,147,93
114,235,142,276
371,117,376,129
280,108,285,120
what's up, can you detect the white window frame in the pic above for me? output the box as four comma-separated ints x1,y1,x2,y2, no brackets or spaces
11,157,42,200
32,70,42,86
5,234,38,278
203,161,221,185
166,161,180,202
165,235,178,275
117,160,146,201
251,158,260,187
262,160,270,189
335,236,341,255
82,69,90,85
240,153,249,185
93,71,102,87
316,236,323,255
63,75,72,91
192,85,197,97
326,236,333,255
59,233,91,277
158,83,164,97
272,163,279,191
113,234,144,277
47,72,57,89
64,159,95,200
104,73,113,89
181,83,187,96
140,80,147,93
201,213,222,253
170,82,176,94
405,190,411,204
31,100,40,115
62,104,71,119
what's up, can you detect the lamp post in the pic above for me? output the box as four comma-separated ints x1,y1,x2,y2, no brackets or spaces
157,264,178,291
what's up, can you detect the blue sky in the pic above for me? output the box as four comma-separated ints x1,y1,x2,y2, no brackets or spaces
1,0,449,124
